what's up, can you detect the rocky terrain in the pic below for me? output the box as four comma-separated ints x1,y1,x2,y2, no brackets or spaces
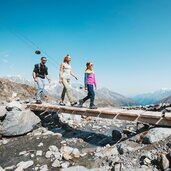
1,100,171,171
1,77,171,171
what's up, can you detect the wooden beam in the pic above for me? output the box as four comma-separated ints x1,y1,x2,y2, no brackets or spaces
27,104,171,127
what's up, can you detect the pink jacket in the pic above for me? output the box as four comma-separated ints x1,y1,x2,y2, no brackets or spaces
84,70,97,88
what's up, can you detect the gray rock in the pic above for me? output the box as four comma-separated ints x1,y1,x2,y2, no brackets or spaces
158,153,170,171
0,166,5,171
0,106,6,120
95,146,118,158
143,128,171,144
39,165,48,171
52,159,61,168
61,166,106,171
15,160,34,170
6,101,23,111
2,110,40,136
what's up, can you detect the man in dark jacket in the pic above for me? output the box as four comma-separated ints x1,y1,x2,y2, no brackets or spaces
33,57,51,104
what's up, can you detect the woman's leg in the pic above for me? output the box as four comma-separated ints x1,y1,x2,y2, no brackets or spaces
62,78,72,103
61,86,66,102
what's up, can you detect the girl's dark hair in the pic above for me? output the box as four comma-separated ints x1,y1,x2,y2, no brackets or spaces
86,62,91,71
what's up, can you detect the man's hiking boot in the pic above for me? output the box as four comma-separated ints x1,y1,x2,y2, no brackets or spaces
71,101,77,106
59,102,66,106
78,99,84,107
90,105,98,109
36,100,42,104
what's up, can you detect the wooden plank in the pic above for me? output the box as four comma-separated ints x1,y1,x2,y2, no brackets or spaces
27,104,171,127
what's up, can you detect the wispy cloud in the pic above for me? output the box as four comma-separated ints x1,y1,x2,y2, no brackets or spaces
2,58,8,63
0,51,10,64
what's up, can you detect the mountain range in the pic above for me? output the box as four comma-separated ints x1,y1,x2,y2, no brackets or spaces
2,76,171,106
1,76,135,107
132,89,171,105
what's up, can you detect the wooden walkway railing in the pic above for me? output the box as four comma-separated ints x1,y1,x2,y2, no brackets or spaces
27,104,171,127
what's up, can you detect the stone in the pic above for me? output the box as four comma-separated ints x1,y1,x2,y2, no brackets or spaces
117,143,135,154
4,165,15,170
63,153,72,160
61,166,106,171
61,146,74,155
0,106,6,120
61,162,70,168
16,161,34,170
19,151,27,156
2,139,9,145
158,153,170,171
2,110,40,136
72,148,80,158
95,146,119,158
140,152,153,160
39,165,48,171
45,151,53,158
52,159,61,168
53,152,62,160
49,145,59,152
38,142,43,147
143,128,171,144
6,101,23,111
0,166,5,171
143,158,151,165
36,150,43,156
114,163,121,171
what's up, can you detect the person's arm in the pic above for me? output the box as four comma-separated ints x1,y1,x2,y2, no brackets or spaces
33,64,38,82
94,73,97,89
59,63,63,83
70,68,78,80
84,73,88,90
45,67,51,83
46,75,51,83
33,72,37,82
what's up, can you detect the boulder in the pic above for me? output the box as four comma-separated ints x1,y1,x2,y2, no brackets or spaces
15,161,34,171
0,106,6,120
2,110,40,136
6,101,23,111
143,128,171,144
0,166,5,171
95,146,118,158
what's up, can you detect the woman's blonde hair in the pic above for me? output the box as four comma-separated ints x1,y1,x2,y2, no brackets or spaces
63,54,70,63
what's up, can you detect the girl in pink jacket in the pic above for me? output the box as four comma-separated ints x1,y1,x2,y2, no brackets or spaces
79,62,97,109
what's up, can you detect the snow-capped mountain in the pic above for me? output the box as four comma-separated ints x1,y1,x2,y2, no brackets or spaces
45,83,135,107
1,75,135,107
3,75,34,86
132,89,171,105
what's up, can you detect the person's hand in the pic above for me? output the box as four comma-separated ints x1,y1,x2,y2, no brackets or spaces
85,88,87,91
34,78,37,82
59,79,63,84
48,79,51,84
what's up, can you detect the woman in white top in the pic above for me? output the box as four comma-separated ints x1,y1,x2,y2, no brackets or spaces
59,54,78,106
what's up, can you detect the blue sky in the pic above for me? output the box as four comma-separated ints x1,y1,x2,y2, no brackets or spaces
0,0,171,96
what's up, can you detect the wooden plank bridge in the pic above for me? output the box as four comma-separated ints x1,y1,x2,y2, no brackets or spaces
28,103,171,127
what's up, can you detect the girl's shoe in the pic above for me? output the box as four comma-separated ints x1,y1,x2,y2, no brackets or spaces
71,101,77,106
59,102,66,106
90,105,98,109
78,99,84,107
